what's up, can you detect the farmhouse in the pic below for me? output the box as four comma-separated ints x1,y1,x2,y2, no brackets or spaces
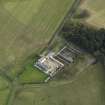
35,45,82,77
35,52,64,77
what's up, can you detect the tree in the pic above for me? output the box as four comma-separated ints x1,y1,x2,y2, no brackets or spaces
61,21,105,64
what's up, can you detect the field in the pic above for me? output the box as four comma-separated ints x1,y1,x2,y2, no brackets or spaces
80,0,105,28
0,76,10,105
0,0,74,77
12,63,105,105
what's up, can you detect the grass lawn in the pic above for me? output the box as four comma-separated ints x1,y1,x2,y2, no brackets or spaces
0,0,74,77
12,63,105,105
80,0,105,28
18,63,48,83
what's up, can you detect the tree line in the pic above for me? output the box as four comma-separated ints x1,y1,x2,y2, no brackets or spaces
61,21,105,64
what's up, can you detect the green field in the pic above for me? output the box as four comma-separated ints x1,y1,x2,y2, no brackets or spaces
12,63,105,105
18,63,48,83
0,76,10,105
0,0,74,77
81,0,105,28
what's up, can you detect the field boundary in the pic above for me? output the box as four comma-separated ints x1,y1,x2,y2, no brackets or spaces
46,0,82,50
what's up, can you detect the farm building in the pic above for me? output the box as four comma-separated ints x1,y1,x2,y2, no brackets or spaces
35,45,82,77
35,52,64,77
56,47,74,63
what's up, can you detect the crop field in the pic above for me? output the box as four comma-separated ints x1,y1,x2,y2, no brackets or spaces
0,0,74,77
12,63,105,105
81,0,105,28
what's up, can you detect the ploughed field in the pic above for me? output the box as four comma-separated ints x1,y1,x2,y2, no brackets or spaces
81,0,105,28
0,0,74,77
